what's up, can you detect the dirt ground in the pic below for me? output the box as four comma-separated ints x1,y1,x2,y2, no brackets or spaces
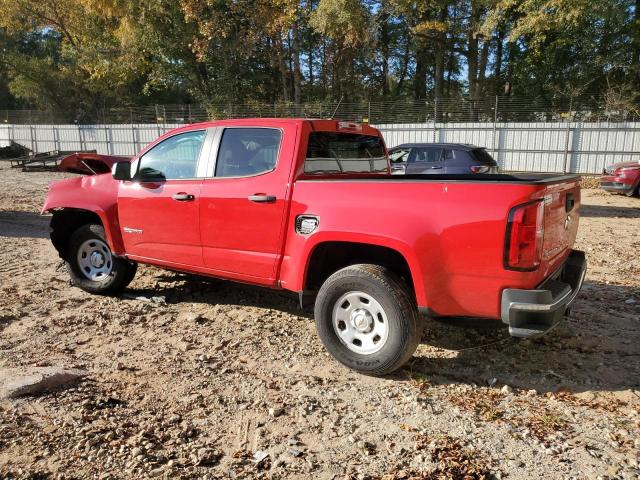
0,164,638,480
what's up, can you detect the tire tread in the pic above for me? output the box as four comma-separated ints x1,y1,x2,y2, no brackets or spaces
315,263,422,376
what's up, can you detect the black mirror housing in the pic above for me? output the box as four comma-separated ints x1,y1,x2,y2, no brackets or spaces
112,161,131,181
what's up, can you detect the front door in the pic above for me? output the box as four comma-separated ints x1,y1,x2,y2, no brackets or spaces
199,125,295,285
118,129,208,267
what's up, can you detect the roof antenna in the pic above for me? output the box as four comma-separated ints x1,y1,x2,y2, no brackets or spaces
329,95,344,120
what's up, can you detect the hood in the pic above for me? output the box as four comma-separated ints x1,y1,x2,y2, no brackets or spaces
58,152,132,175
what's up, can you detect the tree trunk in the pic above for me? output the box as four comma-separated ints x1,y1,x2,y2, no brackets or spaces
504,40,516,95
477,37,490,97
466,1,483,99
634,0,640,89
467,37,478,98
445,48,455,95
380,10,391,96
307,0,314,87
434,7,448,121
413,40,428,99
494,29,504,91
395,39,411,95
292,22,303,105
434,6,447,99
276,38,290,102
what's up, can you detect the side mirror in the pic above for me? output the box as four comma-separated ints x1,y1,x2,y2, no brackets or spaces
112,161,131,181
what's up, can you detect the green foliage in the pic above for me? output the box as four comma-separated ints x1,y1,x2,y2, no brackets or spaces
0,0,637,119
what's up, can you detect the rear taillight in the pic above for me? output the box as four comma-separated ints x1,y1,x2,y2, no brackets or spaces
470,165,489,174
504,200,545,271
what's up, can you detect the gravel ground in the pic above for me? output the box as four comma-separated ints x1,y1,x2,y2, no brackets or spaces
0,164,638,480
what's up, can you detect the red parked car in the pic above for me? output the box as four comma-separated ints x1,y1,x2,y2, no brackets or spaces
43,119,586,375
600,161,640,196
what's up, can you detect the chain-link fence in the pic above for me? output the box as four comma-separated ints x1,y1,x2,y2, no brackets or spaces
1,94,639,125
2,120,639,174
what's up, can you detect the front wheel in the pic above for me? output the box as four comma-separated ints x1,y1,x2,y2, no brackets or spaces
314,264,422,376
625,182,640,197
66,224,137,295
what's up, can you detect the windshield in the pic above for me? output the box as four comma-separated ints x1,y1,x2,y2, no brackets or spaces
305,132,388,174
389,148,410,164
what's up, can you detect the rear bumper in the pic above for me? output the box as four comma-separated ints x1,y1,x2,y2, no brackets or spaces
501,250,587,338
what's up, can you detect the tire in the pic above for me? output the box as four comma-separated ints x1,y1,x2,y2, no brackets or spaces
314,264,422,376
625,181,640,197
65,223,137,295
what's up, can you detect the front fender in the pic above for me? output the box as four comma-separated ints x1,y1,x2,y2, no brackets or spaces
43,174,125,255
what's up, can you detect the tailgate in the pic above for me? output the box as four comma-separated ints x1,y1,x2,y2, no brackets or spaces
540,179,581,270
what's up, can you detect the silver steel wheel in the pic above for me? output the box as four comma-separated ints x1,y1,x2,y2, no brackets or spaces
332,291,389,355
76,239,113,281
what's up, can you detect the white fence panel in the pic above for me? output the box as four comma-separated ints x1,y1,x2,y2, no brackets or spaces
1,122,639,174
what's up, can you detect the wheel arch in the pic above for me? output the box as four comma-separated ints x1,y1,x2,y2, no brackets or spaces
49,208,123,258
299,238,426,306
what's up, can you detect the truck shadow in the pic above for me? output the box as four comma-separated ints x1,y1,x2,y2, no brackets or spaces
403,280,639,395
580,202,640,218
130,271,307,318
130,271,638,395
0,211,50,239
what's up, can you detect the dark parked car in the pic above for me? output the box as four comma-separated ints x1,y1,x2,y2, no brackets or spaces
388,143,499,175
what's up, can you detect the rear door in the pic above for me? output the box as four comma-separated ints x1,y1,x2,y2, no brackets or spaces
405,147,444,174
118,129,211,266
198,124,296,285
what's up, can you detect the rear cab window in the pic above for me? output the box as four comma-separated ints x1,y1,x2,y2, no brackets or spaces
304,132,388,174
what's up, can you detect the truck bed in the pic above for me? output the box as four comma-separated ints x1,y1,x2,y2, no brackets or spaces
282,173,581,320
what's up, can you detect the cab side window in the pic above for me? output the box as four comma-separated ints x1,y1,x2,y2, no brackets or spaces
138,130,206,180
215,128,282,177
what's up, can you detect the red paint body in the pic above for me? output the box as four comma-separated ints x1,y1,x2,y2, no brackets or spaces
43,119,582,321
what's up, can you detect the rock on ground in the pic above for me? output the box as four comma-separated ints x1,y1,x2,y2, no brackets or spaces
0,366,88,399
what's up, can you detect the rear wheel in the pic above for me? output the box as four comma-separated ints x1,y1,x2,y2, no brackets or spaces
314,264,422,376
66,224,137,294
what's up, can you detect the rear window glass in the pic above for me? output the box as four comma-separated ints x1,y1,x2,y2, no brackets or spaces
305,132,387,174
470,148,497,166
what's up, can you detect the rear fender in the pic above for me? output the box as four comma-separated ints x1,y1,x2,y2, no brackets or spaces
43,174,125,255
290,232,427,307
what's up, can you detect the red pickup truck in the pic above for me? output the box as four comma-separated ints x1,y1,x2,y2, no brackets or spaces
43,119,586,375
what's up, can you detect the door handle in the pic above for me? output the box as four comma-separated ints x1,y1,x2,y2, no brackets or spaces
248,194,276,203
430,166,443,169
172,192,195,201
